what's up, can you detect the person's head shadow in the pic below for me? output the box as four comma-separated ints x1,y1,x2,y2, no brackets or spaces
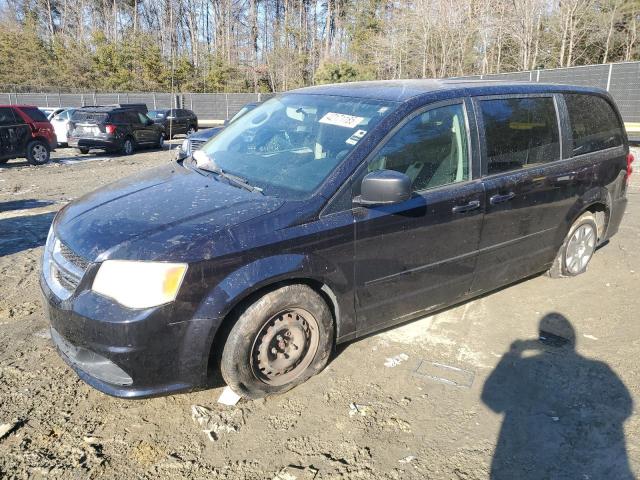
482,312,635,479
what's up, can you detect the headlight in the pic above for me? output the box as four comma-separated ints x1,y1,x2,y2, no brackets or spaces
92,260,188,309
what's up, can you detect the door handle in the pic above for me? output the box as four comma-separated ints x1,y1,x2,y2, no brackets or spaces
452,200,481,214
490,192,515,205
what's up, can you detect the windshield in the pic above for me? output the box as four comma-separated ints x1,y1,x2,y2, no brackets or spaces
198,94,396,199
147,110,166,119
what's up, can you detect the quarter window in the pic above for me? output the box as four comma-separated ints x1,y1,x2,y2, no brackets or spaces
480,97,560,174
565,94,623,155
367,103,469,192
0,107,16,126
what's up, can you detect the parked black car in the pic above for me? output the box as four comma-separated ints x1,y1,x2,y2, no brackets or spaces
42,80,632,400
147,108,198,139
0,105,57,165
68,105,164,155
177,102,260,159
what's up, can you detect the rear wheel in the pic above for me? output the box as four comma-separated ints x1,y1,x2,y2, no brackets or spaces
122,137,135,155
549,212,598,278
156,133,165,149
220,284,334,399
26,140,50,165
78,148,90,155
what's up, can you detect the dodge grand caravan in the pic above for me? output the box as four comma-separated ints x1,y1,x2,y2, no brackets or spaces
41,80,633,399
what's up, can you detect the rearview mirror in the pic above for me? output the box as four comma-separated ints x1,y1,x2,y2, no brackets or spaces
354,170,411,206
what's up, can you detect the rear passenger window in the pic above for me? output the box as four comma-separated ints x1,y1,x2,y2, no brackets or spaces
480,97,560,174
367,103,469,192
565,94,623,155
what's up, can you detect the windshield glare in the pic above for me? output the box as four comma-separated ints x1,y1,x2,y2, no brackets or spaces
198,94,396,199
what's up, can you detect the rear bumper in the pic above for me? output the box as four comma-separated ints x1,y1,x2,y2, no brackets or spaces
68,137,121,151
40,271,217,398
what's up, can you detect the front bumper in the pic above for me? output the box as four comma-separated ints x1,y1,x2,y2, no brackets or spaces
40,271,216,398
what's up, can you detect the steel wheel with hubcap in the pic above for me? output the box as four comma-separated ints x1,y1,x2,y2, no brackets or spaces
564,223,596,275
26,141,50,165
220,284,334,399
549,211,599,278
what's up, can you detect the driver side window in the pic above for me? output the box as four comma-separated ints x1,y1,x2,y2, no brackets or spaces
368,103,469,192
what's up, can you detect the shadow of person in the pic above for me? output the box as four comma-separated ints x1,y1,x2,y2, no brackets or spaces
482,312,634,479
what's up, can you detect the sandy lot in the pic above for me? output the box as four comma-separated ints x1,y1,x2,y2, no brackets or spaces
1,146,639,479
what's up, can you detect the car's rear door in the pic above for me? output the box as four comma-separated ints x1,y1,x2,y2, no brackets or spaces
352,99,485,334
0,108,31,159
470,94,574,293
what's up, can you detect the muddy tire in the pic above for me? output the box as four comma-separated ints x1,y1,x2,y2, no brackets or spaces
220,284,334,399
26,140,50,165
549,212,598,278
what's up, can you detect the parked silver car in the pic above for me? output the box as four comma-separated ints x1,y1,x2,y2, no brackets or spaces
50,108,76,146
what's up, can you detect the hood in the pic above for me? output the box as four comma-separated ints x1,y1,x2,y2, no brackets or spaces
55,163,284,262
189,127,224,141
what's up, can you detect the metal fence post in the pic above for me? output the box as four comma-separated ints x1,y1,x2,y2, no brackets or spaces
536,70,540,82
225,93,229,120
606,63,613,91
153,93,157,109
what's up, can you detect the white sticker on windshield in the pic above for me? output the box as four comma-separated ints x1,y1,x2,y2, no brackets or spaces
319,112,364,129
345,129,367,145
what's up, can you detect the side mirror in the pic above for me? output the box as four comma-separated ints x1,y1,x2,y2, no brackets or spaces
354,169,411,206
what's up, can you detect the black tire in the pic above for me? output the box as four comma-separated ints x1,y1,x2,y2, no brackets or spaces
156,133,165,149
78,148,90,155
122,137,135,155
26,140,50,165
220,284,334,399
0,158,9,164
549,212,598,278
186,125,197,136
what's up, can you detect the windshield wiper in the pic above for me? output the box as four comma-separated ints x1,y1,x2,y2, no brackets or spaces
194,157,263,194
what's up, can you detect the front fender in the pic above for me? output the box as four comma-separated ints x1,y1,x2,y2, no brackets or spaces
193,252,355,349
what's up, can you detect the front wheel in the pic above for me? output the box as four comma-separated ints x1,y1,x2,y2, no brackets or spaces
549,212,598,278
220,284,334,399
186,125,197,136
26,140,50,165
156,133,165,149
78,148,90,155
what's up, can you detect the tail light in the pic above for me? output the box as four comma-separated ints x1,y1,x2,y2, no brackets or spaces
105,124,117,135
627,152,635,185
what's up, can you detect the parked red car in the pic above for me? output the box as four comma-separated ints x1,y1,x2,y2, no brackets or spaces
0,105,57,165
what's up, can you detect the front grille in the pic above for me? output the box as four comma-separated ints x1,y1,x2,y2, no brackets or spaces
54,266,80,291
190,139,206,151
46,238,90,299
59,243,90,271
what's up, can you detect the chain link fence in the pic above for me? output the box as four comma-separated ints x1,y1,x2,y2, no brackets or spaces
1,61,639,125
0,91,275,121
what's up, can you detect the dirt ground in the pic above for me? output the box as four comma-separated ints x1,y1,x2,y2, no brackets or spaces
1,145,639,479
